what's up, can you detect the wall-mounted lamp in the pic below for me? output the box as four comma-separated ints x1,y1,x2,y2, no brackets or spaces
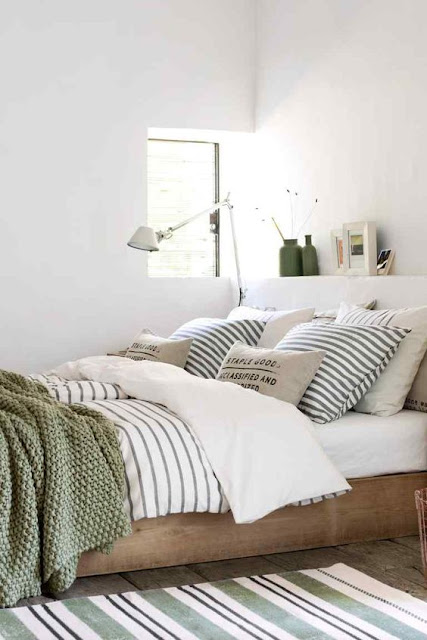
127,193,245,304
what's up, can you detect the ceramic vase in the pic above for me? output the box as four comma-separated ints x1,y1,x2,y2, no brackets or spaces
279,239,303,277
302,234,319,276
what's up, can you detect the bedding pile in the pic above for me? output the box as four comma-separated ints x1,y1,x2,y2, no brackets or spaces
0,370,131,608
50,355,351,524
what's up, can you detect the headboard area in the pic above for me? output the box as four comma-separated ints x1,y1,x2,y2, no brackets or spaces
244,276,427,312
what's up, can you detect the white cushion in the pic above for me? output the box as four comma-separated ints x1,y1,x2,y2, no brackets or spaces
227,306,314,348
313,299,376,323
336,303,427,416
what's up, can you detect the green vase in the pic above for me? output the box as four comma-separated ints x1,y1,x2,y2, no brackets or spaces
279,239,303,276
302,234,319,276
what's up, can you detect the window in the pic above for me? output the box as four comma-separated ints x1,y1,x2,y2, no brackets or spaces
147,139,219,277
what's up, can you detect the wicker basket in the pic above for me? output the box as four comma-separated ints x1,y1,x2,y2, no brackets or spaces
415,488,427,578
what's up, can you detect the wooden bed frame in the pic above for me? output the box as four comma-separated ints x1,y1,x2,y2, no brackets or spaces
77,471,426,577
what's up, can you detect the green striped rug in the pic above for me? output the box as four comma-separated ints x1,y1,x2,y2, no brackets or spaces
1,563,427,639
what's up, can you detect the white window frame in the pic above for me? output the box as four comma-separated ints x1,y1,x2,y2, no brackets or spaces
147,138,220,277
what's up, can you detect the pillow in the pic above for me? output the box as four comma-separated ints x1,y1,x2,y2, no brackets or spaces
313,299,376,324
227,306,314,348
126,330,192,368
227,305,276,318
217,342,325,405
336,303,427,416
405,357,427,412
275,322,409,424
169,318,265,379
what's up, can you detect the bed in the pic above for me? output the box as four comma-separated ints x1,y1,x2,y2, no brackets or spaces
28,357,427,580
77,472,427,577
74,397,427,578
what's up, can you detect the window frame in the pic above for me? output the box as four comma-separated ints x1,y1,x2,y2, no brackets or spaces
148,138,220,277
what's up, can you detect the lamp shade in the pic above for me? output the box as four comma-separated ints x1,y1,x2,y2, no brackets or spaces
127,226,159,251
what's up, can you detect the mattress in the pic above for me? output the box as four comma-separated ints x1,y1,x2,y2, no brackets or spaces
316,410,427,479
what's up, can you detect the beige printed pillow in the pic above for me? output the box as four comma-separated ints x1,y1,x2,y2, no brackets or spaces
405,356,427,412
126,330,192,368
216,341,325,405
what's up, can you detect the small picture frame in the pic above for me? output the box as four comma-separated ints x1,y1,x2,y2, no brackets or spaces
342,221,377,276
377,249,395,276
331,229,344,274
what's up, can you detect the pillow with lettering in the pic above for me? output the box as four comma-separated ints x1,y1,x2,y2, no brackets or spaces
216,342,325,405
126,329,192,368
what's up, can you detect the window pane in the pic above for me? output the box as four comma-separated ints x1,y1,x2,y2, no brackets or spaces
147,139,218,277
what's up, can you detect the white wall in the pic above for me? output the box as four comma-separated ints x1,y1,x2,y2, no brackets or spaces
254,0,427,277
6,0,427,374
245,275,427,312
0,0,254,372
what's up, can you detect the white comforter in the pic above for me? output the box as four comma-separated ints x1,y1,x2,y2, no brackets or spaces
52,356,351,524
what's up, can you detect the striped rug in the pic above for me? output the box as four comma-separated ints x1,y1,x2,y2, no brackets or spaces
2,563,427,639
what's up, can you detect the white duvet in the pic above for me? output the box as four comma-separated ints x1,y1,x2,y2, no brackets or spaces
52,356,351,524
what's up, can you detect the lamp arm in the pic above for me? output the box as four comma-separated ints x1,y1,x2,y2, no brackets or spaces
226,201,245,305
157,194,231,239
157,193,245,304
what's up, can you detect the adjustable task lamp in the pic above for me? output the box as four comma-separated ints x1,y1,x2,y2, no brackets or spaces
127,193,245,304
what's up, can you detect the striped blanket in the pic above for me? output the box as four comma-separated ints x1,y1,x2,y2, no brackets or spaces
30,374,228,521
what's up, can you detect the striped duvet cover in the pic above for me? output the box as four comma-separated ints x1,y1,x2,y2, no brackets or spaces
30,375,229,521
34,357,350,523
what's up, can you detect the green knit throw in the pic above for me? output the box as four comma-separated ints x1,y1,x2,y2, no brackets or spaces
0,370,131,607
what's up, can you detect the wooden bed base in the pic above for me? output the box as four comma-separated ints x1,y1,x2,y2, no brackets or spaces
77,471,427,577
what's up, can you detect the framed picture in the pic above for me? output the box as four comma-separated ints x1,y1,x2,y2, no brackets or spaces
342,221,377,276
377,249,395,276
330,229,344,274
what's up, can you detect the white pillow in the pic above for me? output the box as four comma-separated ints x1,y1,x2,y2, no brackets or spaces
227,306,314,348
313,299,376,323
336,303,427,416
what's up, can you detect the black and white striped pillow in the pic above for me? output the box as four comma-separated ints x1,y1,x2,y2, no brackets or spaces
336,303,427,416
275,322,409,423
170,318,265,379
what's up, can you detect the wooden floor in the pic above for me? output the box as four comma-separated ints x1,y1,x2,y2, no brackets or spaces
16,535,427,608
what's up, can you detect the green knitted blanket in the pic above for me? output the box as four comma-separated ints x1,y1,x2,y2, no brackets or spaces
0,370,131,607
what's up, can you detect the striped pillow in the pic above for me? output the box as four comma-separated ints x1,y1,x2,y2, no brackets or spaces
336,303,427,416
170,318,265,379
275,323,410,423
